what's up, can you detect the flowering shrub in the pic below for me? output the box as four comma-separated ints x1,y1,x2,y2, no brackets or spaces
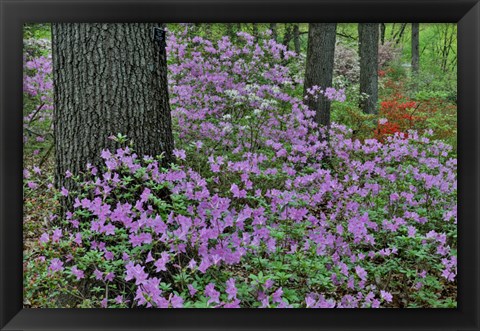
331,41,400,86
376,77,457,145
25,125,457,308
23,38,54,160
375,95,421,140
167,29,305,155
23,27,457,308
333,42,360,84
24,37,51,59
378,42,401,70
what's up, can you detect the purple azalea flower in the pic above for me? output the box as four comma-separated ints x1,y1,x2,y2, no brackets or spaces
225,278,237,300
125,262,148,285
71,265,85,280
380,290,393,303
154,252,170,272
49,258,64,273
205,283,220,304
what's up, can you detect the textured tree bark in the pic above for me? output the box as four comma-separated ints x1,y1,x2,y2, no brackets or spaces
52,23,174,194
293,24,301,54
303,23,337,130
411,23,420,74
358,23,379,115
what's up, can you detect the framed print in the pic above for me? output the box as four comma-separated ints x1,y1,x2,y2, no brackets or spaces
1,0,479,330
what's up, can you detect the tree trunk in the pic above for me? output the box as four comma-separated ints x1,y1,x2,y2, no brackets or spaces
293,24,301,54
303,23,337,130
52,23,174,194
270,23,278,42
282,24,293,49
439,24,455,72
411,23,420,74
380,23,386,45
358,23,379,115
394,23,407,45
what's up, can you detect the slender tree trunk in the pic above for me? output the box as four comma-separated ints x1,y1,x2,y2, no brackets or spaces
390,23,396,38
270,23,278,42
52,23,174,195
440,24,454,72
303,23,337,130
293,24,301,54
411,23,420,74
394,23,407,45
358,23,379,115
380,23,386,45
280,24,293,59
282,24,293,50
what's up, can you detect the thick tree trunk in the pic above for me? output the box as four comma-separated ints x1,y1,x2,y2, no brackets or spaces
52,23,174,194
303,23,337,130
293,24,301,54
411,23,420,74
358,23,379,115
270,23,278,42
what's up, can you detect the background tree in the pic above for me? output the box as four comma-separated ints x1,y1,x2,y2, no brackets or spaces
411,23,420,74
293,24,301,54
436,24,456,72
281,24,293,58
380,23,386,45
52,23,174,193
270,23,278,41
303,23,337,129
358,23,379,114
392,23,408,45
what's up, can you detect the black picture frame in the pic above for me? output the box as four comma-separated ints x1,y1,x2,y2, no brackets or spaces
1,0,479,330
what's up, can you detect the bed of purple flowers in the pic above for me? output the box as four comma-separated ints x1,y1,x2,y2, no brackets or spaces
23,26,457,308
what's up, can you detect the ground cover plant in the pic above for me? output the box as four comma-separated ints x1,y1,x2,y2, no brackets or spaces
23,23,457,308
